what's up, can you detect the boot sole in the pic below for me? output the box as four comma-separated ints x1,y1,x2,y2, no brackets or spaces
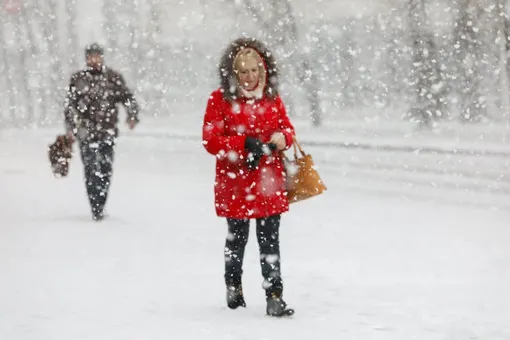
267,308,295,317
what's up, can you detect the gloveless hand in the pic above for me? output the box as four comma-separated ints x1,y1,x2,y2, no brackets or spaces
127,120,137,130
269,132,286,150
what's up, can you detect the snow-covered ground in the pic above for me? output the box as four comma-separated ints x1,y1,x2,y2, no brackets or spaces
1,119,510,339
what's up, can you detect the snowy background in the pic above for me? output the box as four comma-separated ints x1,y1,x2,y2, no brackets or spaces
1,0,510,339
3,0,510,127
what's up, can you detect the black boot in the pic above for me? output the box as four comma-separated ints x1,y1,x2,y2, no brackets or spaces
92,208,104,221
226,284,246,309
266,293,294,317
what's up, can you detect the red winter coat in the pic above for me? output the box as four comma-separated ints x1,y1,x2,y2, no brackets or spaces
202,38,296,219
202,89,295,219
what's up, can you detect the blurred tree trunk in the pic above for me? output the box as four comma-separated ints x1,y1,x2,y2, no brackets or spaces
65,0,79,72
12,8,35,125
338,26,358,108
452,0,487,122
38,0,65,124
407,0,446,127
0,11,17,123
20,1,45,124
32,0,52,122
127,0,142,85
103,0,119,56
497,0,510,119
144,0,164,117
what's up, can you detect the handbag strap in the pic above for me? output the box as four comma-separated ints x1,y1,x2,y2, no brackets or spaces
292,135,306,159
282,135,306,162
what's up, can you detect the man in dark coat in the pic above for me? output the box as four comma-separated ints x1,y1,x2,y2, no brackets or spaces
64,43,140,221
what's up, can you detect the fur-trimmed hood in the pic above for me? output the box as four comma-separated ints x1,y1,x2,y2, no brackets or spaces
219,37,279,101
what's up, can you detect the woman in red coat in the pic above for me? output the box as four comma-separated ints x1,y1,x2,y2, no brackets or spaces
202,37,295,316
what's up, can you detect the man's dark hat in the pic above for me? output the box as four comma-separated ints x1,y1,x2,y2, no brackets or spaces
85,43,104,57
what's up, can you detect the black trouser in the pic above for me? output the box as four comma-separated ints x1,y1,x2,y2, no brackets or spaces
225,214,283,298
79,139,115,216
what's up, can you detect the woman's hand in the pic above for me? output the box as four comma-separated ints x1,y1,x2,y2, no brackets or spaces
269,132,286,151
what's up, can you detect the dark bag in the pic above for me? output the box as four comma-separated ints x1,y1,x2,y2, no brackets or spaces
48,135,74,177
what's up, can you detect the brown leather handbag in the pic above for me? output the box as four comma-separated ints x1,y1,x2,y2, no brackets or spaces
284,136,327,203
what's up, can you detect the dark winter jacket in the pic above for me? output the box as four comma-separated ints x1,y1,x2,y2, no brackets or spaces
64,66,139,141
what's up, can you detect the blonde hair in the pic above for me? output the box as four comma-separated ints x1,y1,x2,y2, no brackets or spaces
234,48,264,74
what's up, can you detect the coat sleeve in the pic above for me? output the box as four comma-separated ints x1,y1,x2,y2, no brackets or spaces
116,73,140,123
63,74,79,135
275,96,295,150
202,92,246,160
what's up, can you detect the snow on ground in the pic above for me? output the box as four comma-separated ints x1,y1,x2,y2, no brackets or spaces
1,120,510,339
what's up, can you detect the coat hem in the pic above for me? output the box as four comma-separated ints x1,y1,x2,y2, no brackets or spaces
215,207,289,220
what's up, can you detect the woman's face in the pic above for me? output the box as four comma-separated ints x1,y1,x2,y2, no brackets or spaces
236,57,260,90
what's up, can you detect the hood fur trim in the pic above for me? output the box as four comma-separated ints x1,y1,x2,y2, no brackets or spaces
219,37,278,101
